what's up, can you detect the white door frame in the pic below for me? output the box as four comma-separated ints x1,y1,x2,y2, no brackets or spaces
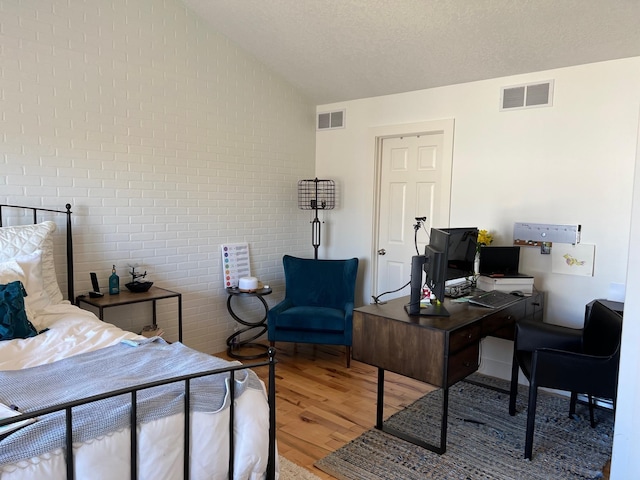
369,119,455,297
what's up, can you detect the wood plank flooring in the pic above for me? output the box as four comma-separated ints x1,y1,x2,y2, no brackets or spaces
216,342,434,479
217,342,611,480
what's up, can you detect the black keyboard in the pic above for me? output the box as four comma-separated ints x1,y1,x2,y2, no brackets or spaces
468,290,519,309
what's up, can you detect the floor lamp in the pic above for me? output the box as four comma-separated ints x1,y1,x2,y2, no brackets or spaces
297,178,335,259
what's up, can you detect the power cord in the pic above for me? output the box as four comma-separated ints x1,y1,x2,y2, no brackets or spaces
372,216,428,304
371,280,410,305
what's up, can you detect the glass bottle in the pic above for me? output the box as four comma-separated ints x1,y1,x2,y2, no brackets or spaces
109,265,120,295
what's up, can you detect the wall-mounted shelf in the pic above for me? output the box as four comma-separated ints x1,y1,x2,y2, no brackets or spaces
513,222,581,247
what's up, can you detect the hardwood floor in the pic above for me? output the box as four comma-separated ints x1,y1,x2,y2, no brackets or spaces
219,342,613,479
216,342,435,479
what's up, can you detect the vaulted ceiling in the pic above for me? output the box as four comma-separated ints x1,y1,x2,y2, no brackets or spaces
183,0,640,105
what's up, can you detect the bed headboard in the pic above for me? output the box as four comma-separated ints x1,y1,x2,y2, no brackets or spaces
0,203,74,301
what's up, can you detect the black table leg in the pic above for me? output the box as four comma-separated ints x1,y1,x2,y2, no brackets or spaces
375,367,449,454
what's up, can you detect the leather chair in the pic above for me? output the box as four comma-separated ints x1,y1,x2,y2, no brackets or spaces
268,255,359,367
509,300,623,459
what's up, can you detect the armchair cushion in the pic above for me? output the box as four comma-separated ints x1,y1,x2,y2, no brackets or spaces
274,306,350,332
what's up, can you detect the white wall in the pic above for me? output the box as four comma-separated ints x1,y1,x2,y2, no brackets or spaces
610,109,640,479
0,0,316,354
316,57,640,479
317,58,639,322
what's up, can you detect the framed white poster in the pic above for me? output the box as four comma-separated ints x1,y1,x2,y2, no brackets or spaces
551,243,595,276
221,243,251,288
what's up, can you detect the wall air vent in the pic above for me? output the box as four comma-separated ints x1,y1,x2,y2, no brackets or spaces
317,109,345,130
500,80,554,111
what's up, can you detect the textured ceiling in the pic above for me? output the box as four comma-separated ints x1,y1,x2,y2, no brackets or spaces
182,0,640,105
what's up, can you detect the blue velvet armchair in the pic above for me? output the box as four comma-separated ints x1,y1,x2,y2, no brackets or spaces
268,255,359,367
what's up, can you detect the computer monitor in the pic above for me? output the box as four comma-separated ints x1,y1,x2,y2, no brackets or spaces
405,228,450,317
406,254,426,315
427,228,450,303
442,227,479,282
478,245,521,276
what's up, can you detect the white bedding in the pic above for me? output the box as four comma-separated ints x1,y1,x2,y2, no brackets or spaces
0,305,276,480
0,303,142,370
0,218,277,479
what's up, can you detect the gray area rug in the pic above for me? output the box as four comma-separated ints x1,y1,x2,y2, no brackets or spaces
279,455,322,480
315,374,613,480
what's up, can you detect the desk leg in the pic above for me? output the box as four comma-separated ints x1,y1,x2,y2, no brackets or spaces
375,367,449,455
152,300,157,328
178,294,182,343
376,368,385,429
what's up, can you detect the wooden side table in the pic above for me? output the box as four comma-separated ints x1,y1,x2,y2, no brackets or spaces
76,286,183,342
225,286,271,359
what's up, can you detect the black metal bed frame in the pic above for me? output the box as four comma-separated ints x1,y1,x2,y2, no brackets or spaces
0,204,277,480
0,203,74,301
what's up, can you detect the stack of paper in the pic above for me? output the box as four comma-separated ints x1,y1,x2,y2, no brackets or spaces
140,325,165,338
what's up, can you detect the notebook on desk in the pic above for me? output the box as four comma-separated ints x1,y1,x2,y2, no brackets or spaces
478,246,533,278
468,290,520,309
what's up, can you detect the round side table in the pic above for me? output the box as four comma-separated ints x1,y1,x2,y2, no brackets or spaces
225,286,272,359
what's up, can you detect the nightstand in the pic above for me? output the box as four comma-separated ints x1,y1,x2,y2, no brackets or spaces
76,286,183,342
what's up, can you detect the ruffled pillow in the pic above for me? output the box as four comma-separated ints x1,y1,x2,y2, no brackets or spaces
0,221,64,305
0,280,37,340
13,250,49,313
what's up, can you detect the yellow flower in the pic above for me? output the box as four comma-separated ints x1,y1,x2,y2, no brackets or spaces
477,229,493,246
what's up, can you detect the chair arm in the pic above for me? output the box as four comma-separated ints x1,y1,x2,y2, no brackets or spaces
532,348,619,398
268,298,294,317
344,302,354,318
515,319,582,353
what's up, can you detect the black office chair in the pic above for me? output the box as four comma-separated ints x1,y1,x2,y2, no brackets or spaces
509,300,623,459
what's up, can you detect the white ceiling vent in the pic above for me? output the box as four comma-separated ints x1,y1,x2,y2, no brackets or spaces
317,109,345,130
500,80,554,111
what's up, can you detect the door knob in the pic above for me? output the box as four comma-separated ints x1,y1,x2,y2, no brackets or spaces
378,249,386,255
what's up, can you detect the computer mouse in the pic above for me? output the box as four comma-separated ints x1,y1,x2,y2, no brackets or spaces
510,290,525,297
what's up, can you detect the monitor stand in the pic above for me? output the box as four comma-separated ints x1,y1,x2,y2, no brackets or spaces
404,302,450,317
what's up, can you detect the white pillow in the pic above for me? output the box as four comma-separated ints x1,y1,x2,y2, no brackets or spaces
13,250,49,313
0,260,26,284
0,221,64,305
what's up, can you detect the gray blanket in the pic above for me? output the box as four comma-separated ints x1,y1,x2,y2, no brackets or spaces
0,339,263,465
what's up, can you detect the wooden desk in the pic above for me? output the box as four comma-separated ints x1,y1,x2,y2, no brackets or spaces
353,291,543,453
76,286,183,342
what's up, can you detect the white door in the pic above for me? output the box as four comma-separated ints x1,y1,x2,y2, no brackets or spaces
374,125,453,301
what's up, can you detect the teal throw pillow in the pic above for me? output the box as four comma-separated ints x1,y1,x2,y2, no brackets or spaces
0,280,37,340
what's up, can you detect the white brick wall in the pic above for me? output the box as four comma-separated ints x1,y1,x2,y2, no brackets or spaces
0,0,316,353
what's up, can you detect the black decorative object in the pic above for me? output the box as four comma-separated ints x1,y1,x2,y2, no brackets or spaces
125,265,153,293
125,281,153,293
297,178,335,259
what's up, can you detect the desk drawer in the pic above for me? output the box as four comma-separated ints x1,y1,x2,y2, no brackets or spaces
449,324,481,353
481,302,524,339
448,343,479,386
